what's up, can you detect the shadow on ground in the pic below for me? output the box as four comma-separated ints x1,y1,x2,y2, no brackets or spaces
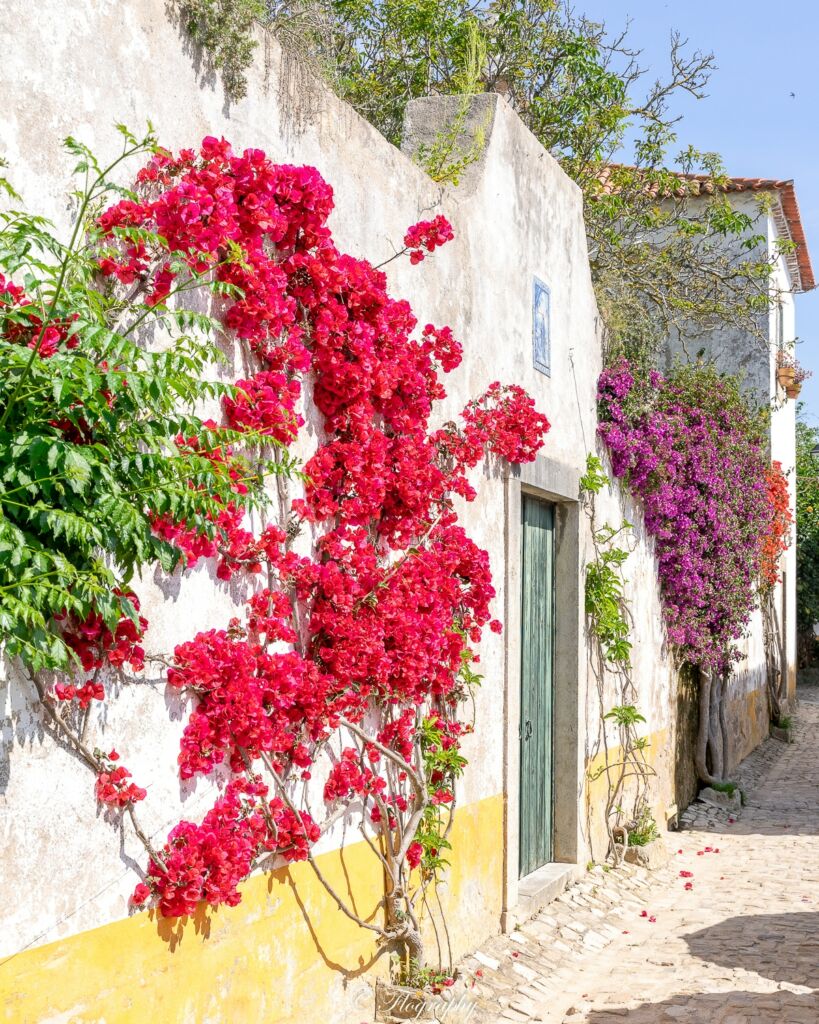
585,989,818,1023
709,816,819,838
584,912,819,1021
685,912,819,989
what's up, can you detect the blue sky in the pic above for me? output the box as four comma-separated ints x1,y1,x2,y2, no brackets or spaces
579,0,819,422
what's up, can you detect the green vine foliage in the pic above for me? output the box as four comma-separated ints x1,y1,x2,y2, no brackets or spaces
578,453,608,496
581,458,633,666
581,454,656,857
175,0,265,100
0,128,278,672
412,645,480,875
416,714,466,873
604,704,645,729
585,529,632,665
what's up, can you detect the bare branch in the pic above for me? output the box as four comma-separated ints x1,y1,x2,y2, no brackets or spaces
259,750,389,938
339,717,426,799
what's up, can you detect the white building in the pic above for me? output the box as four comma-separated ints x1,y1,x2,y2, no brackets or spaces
661,174,815,713
0,5,812,1020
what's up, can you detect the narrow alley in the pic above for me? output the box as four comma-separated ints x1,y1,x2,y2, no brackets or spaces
2,9,817,1022
457,687,819,1024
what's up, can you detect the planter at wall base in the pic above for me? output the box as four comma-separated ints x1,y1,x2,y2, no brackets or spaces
777,366,796,389
786,384,802,399
699,786,742,812
623,840,669,870
375,981,438,1022
771,724,794,744
375,977,472,1023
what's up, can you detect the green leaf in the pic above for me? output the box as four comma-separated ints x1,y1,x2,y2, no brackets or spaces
63,449,92,493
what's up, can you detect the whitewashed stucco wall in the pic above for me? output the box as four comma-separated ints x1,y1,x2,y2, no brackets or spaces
0,0,745,980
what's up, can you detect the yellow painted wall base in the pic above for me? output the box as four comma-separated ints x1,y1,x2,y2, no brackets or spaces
1,795,503,1024
727,687,770,765
583,728,673,862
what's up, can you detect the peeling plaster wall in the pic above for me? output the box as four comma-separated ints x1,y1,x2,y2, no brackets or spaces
0,6,776,1021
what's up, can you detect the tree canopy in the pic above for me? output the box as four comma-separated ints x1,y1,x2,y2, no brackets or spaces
258,1,784,364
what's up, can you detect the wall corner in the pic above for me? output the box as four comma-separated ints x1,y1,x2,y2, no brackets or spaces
401,93,500,191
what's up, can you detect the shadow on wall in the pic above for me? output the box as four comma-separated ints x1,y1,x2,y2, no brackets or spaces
151,846,384,977
154,899,215,952
161,0,220,103
161,0,328,135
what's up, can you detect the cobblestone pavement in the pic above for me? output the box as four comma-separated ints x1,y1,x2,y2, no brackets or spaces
449,687,819,1024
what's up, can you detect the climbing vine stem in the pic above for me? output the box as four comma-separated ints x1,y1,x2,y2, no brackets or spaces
581,454,656,862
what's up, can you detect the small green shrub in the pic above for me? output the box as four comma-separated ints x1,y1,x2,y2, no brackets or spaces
626,805,659,847
392,956,455,992
708,780,738,795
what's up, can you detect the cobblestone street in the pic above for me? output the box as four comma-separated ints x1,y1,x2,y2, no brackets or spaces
455,686,819,1024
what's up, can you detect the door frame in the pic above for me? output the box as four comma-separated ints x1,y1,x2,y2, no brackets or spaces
518,494,556,876
501,457,582,926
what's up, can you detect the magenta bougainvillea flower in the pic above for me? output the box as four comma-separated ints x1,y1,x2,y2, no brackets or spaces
597,358,781,672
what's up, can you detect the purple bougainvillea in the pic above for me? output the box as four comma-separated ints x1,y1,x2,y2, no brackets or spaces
597,359,774,672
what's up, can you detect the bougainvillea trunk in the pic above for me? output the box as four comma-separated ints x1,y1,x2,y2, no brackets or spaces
695,670,720,785
762,590,785,722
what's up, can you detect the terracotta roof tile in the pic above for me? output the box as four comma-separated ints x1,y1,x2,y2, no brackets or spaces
599,168,815,292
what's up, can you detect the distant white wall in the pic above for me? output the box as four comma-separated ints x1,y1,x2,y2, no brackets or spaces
661,191,799,738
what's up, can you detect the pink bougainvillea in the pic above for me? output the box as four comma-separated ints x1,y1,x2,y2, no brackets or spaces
403,215,455,264
84,137,552,918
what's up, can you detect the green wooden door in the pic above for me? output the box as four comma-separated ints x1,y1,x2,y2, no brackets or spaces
519,495,555,877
